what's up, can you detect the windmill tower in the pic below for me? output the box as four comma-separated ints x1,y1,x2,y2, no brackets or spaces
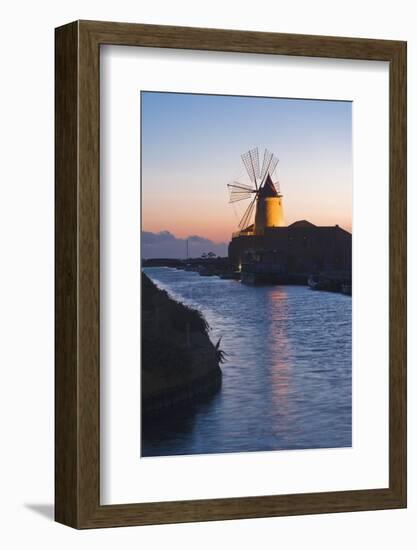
228,148,284,235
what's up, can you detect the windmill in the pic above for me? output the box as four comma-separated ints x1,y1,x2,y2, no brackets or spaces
228,147,284,234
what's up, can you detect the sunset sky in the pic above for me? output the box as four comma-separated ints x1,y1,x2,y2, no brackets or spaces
141,92,352,245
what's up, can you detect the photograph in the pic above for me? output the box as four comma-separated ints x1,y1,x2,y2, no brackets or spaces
0,0,409,539
140,91,352,458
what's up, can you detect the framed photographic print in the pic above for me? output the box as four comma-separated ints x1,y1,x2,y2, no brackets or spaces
55,20,406,528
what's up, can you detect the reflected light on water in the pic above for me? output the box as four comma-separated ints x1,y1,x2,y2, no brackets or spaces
142,268,352,457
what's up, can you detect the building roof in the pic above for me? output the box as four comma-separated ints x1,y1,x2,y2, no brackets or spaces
258,173,279,198
288,220,317,228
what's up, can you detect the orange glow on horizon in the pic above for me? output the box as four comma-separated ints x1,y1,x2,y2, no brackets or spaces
143,213,352,244
142,184,352,243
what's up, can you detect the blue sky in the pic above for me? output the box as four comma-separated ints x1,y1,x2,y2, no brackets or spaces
141,91,352,244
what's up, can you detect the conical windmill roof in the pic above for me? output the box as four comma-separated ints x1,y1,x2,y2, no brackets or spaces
258,173,279,198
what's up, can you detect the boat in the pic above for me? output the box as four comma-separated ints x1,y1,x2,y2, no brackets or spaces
198,265,217,276
307,275,322,290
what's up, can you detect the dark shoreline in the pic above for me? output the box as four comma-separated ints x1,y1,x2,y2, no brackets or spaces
141,272,222,417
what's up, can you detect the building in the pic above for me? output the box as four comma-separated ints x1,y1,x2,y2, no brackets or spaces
227,148,351,284
228,220,352,282
253,173,285,233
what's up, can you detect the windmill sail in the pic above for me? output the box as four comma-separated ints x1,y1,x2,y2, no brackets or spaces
239,196,257,229
227,147,282,231
260,149,279,183
241,148,260,187
227,181,256,203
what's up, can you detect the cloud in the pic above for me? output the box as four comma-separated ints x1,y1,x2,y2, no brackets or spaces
142,230,176,244
142,231,228,259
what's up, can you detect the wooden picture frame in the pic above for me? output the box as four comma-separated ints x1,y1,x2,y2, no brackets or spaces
55,20,407,528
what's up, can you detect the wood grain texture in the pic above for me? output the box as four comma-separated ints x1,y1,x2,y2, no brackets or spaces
388,41,407,504
55,21,79,527
55,20,407,529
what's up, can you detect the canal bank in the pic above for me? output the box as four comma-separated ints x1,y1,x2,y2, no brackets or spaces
141,273,222,417
143,257,351,295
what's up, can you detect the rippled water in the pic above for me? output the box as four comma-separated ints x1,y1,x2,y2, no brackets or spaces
142,267,352,457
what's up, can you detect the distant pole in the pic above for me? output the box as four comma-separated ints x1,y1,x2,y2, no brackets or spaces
186,239,189,259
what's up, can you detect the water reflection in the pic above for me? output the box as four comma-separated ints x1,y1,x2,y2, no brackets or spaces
142,386,221,448
265,288,297,442
142,268,352,457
